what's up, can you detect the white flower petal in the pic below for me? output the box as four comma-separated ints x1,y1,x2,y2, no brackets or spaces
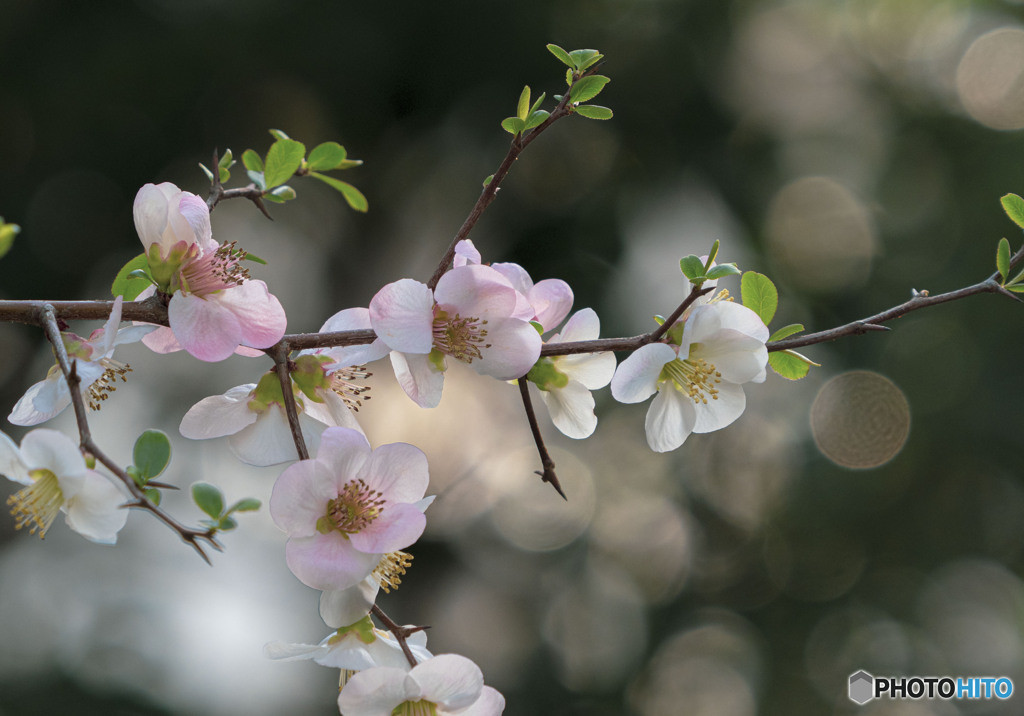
58,469,127,544
8,373,70,427
610,343,676,404
263,640,330,662
337,667,418,716
471,318,542,380
645,387,696,452
552,307,599,343
228,405,308,466
560,351,617,391
20,429,87,478
692,381,747,434
179,384,259,439
412,654,484,711
538,380,598,439
0,431,31,484
457,686,506,716
319,578,380,629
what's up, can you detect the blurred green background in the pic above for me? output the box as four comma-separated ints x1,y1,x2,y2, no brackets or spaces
3,0,1024,714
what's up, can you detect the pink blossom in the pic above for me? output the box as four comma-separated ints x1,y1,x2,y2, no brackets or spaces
133,182,287,362
269,427,432,591
368,264,542,408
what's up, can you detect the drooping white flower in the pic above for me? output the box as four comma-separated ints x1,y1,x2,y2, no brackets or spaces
265,617,431,672
527,308,616,439
337,654,505,716
0,429,127,543
9,296,154,426
610,300,768,452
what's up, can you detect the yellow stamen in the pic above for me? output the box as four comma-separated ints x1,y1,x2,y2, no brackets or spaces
7,468,64,538
373,550,413,594
88,358,132,411
661,356,722,405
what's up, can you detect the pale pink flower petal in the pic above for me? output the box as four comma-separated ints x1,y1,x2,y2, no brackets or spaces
320,577,380,628
453,239,481,267
390,351,445,408
529,278,573,331
362,441,431,503
471,317,543,379
314,427,372,493
285,533,383,591
369,279,436,353
59,470,128,544
348,501,427,553
317,307,389,367
433,265,517,319
270,460,341,536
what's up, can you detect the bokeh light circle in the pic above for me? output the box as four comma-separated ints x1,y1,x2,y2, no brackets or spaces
810,371,910,468
956,27,1024,130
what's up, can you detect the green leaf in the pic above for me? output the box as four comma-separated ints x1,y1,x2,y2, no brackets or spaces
247,170,266,191
192,482,224,519
741,271,778,325
769,350,813,380
1002,193,1024,229
308,172,369,212
1008,283,1024,293
218,149,233,169
133,429,171,480
0,219,19,260
705,240,720,268
1007,266,1024,286
335,159,363,170
546,43,574,68
307,142,348,171
517,85,531,121
501,116,526,135
267,185,297,202
679,255,705,280
263,138,306,188
199,162,214,182
768,323,805,342
127,465,145,488
997,237,1012,282
244,253,268,265
706,263,741,280
482,174,494,187
241,149,264,173
227,498,261,514
568,49,601,70
218,166,230,183
573,105,613,120
268,128,291,140
111,253,154,299
569,75,610,103
529,92,546,115
144,488,161,506
523,110,549,131
218,516,238,531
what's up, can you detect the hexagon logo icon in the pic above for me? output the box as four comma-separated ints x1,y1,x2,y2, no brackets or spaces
849,670,874,705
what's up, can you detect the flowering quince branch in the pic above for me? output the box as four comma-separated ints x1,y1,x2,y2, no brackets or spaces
517,378,566,500
370,603,429,669
268,341,311,462
36,303,221,561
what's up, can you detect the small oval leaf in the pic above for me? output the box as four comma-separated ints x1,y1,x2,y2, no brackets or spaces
309,172,368,212
574,105,613,120
263,138,306,188
569,75,610,103
111,253,153,300
192,482,224,519
1002,193,1024,229
241,149,264,173
997,237,1012,282
133,429,172,479
741,271,779,325
307,142,348,171
546,43,574,68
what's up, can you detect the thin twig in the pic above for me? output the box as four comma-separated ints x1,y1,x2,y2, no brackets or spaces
518,378,566,500
38,304,220,561
270,341,309,461
371,604,428,669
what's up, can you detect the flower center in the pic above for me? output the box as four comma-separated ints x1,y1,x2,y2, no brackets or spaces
373,550,413,594
88,358,132,411
432,309,490,363
660,355,722,404
7,468,64,538
338,669,357,693
180,241,250,297
319,479,385,535
329,366,372,412
392,699,438,716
